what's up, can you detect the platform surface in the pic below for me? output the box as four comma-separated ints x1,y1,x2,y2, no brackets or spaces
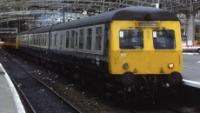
0,64,26,113
183,54,200,88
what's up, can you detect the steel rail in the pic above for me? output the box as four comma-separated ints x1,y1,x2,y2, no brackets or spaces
5,50,83,113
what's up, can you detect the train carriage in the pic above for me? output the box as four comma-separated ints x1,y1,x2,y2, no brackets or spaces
18,6,183,91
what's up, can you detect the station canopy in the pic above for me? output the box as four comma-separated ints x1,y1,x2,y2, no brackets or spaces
0,0,199,27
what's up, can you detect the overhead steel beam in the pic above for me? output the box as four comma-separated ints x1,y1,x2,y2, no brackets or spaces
0,28,18,34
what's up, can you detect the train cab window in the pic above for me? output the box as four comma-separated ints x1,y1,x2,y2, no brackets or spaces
153,30,175,49
79,29,84,49
119,29,143,49
86,28,92,50
66,31,69,48
95,27,102,50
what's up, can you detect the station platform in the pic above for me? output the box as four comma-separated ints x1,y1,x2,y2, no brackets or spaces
183,54,200,88
0,64,26,113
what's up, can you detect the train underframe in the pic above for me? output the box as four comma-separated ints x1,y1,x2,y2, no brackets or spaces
16,47,183,95
113,73,183,93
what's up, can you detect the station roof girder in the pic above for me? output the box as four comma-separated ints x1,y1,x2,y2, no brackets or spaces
0,0,200,23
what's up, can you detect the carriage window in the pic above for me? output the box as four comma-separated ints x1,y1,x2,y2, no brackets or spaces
42,34,45,46
31,35,33,45
79,29,84,49
35,35,37,45
44,34,47,46
44,36,46,46
66,31,69,48
71,31,75,48
75,31,78,47
33,37,35,45
42,35,45,46
95,27,102,50
34,35,36,45
37,36,39,45
35,37,37,45
60,33,64,46
40,35,44,46
38,35,41,45
40,34,42,46
54,33,57,46
33,35,36,45
119,29,143,49
86,28,92,50
40,35,42,45
153,30,175,49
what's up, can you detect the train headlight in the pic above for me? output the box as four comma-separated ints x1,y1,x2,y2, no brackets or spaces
122,63,129,70
168,63,174,69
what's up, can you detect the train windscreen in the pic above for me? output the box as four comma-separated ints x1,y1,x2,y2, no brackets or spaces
119,29,143,49
153,30,175,49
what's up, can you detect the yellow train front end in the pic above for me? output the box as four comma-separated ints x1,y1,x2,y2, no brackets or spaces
109,21,182,88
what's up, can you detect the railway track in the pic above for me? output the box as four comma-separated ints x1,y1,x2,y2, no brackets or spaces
2,49,200,113
10,76,37,113
31,74,83,113
0,50,83,113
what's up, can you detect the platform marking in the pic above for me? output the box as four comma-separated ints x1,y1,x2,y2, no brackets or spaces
0,64,26,113
183,79,200,88
183,53,199,55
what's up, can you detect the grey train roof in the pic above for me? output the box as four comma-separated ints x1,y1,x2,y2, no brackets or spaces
51,6,178,31
19,26,51,34
30,26,52,34
21,6,179,34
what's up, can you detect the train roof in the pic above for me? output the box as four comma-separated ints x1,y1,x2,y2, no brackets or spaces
19,26,51,34
51,6,179,31
30,26,52,34
20,6,179,34
19,30,30,35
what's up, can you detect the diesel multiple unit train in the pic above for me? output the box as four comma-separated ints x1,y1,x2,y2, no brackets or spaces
18,6,183,91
